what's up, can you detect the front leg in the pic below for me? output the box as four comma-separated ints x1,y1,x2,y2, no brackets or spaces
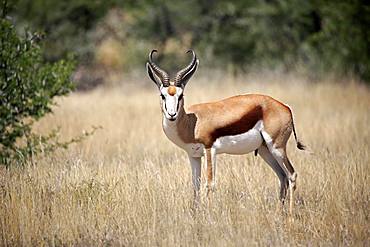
188,155,201,202
205,148,217,195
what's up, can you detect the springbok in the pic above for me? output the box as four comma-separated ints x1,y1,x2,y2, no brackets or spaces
146,50,305,214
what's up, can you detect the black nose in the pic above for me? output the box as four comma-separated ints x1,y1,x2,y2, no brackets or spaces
169,113,176,117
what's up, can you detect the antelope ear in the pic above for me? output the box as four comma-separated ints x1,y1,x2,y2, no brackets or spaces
181,59,199,87
146,62,162,88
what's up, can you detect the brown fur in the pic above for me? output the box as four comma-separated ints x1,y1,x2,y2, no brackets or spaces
261,98,292,148
176,107,197,143
175,94,294,148
167,86,177,96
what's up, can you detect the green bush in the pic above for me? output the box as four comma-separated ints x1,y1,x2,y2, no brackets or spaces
0,11,75,166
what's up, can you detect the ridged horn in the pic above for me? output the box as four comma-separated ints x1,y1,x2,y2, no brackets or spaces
174,50,198,87
147,50,170,87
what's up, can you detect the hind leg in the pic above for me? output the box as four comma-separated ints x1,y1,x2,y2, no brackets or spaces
261,131,297,215
283,155,297,215
267,146,297,215
258,145,289,207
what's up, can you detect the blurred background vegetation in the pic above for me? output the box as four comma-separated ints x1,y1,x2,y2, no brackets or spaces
7,0,370,89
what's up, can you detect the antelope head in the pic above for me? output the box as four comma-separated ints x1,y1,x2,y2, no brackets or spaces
146,50,199,121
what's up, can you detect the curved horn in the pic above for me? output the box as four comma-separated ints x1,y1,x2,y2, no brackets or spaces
147,50,170,86
174,50,198,87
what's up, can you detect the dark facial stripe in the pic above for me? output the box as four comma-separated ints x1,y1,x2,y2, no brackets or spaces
176,99,180,112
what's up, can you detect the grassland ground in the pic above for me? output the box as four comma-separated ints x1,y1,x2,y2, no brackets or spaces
0,75,369,246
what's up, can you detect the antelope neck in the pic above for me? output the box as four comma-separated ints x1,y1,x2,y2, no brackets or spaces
162,101,197,145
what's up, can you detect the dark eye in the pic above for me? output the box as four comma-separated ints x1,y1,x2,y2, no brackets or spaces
160,94,165,100
178,94,184,101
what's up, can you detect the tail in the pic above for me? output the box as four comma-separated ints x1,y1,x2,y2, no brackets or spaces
290,108,306,150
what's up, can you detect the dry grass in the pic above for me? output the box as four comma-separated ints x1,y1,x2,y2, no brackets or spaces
0,75,369,246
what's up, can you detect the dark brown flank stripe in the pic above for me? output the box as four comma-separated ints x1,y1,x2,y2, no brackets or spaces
209,106,262,146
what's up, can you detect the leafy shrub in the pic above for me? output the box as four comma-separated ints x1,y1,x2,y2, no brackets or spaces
0,9,77,166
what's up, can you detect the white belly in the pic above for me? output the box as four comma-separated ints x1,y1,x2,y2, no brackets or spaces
212,120,263,155
212,129,262,155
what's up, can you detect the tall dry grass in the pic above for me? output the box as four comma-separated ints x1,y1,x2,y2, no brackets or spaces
0,75,369,246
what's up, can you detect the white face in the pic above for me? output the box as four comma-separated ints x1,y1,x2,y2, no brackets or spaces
159,85,184,121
